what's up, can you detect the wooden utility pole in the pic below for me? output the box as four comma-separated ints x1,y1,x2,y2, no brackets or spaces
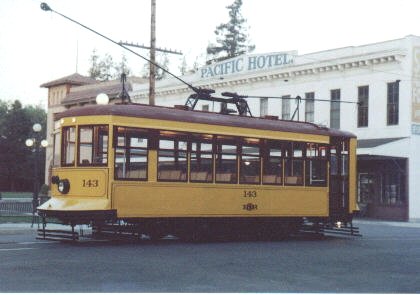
149,0,156,105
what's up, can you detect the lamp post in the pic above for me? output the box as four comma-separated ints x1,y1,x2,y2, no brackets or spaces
25,123,48,227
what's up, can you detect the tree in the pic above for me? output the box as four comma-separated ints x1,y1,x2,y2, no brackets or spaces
178,56,188,75
88,50,132,81
114,54,131,77
0,100,47,191
141,53,170,80
156,54,169,80
98,53,114,81
88,49,101,79
206,0,255,62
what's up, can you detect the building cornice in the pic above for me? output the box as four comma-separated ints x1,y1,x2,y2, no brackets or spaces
131,50,405,100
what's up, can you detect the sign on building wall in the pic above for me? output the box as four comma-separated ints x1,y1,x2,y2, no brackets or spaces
412,47,420,123
412,124,420,135
198,51,296,79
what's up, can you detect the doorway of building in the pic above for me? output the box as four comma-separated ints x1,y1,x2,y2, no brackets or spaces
358,173,376,216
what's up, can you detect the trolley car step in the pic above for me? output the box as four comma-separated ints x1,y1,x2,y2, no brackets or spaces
37,228,79,241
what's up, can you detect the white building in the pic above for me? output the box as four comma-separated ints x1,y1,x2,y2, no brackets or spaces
42,35,420,221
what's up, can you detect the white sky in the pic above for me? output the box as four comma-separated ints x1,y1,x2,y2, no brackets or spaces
1,0,420,108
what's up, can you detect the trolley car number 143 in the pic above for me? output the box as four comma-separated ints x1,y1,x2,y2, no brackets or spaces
82,179,99,188
243,190,257,198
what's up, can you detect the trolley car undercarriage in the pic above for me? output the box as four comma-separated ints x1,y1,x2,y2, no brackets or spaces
36,212,360,242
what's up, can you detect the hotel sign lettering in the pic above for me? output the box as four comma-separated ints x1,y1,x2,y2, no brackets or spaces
199,52,295,79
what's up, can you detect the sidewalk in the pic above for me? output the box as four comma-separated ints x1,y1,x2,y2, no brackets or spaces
0,222,89,233
353,218,420,228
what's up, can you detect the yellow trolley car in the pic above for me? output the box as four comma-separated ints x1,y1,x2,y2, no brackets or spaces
38,102,358,240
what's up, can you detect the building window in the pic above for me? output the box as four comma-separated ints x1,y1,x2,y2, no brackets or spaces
305,92,315,123
382,173,402,205
260,98,268,117
358,86,369,127
282,95,291,120
387,81,399,125
330,89,341,129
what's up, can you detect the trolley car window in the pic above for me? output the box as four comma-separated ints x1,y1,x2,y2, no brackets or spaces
240,141,260,184
330,146,338,176
158,131,187,182
284,142,304,185
305,143,328,187
340,141,349,176
263,141,283,185
61,126,75,166
190,135,213,183
53,132,61,167
114,127,148,180
216,137,238,183
78,125,108,166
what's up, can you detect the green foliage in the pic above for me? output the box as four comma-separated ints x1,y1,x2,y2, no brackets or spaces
39,184,50,196
0,216,34,223
206,0,255,62
0,100,47,191
0,192,32,199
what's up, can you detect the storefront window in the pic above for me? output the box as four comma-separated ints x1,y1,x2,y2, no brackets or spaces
382,173,403,205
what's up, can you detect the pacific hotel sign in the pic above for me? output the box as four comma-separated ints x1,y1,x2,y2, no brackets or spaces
199,52,296,79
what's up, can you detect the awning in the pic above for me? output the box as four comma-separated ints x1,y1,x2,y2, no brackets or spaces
356,137,409,158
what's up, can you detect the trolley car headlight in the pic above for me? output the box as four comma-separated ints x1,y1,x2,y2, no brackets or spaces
58,179,70,194
51,175,60,184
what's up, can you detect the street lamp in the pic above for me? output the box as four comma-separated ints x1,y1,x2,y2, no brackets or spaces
25,123,48,227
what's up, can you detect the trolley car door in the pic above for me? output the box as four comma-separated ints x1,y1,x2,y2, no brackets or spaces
329,138,349,220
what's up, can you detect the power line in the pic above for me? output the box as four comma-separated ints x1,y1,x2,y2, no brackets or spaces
39,2,198,94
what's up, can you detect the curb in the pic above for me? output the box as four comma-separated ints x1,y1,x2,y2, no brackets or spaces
0,223,89,232
2,220,420,231
353,218,420,228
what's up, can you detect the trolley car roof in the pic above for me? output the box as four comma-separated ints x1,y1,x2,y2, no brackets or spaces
57,104,356,138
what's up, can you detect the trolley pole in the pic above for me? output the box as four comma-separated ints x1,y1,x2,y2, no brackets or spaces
149,0,156,106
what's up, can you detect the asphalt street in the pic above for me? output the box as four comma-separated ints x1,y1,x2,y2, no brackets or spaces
0,219,420,292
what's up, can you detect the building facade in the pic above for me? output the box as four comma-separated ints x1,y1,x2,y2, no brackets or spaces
42,35,420,221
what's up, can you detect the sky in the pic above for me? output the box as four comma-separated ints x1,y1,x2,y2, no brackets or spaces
1,0,420,108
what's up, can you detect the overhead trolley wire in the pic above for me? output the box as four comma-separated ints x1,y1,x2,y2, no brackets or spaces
39,2,199,93
39,2,360,113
